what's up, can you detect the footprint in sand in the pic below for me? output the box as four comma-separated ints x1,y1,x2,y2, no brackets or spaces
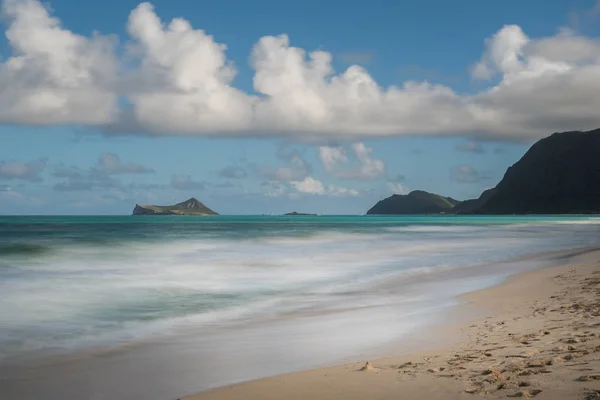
506,389,543,397
583,389,600,400
575,374,600,382
358,361,374,371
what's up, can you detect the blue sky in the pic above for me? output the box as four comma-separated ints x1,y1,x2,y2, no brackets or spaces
1,0,599,215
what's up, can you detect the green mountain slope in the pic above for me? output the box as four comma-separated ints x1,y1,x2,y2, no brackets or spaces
366,190,460,215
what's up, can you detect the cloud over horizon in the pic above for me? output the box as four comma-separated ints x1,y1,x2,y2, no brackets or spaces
52,153,154,191
318,142,386,180
0,158,47,182
451,165,481,184
1,0,600,142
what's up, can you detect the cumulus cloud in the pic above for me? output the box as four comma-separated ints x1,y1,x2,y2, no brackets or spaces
451,165,480,183
318,142,385,180
170,174,205,190
0,158,47,181
327,184,359,197
318,145,348,170
2,1,600,140
456,141,485,153
289,176,359,197
0,0,118,125
257,147,311,181
121,2,255,135
290,177,325,195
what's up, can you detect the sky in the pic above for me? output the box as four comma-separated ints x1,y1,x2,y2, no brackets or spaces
1,0,600,215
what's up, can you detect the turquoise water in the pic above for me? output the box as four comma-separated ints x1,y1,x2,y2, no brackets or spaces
1,215,600,362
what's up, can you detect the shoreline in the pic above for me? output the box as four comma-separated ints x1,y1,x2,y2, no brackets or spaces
184,248,600,400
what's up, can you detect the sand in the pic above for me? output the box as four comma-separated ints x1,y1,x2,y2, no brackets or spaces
184,251,600,400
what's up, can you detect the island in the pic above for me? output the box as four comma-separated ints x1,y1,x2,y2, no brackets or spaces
284,212,317,216
366,190,459,215
132,198,218,216
367,128,600,215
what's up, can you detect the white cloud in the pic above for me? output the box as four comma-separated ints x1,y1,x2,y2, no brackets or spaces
257,147,311,182
386,182,409,195
2,1,600,140
318,142,385,180
289,176,359,197
318,146,348,172
0,0,117,125
290,177,325,195
351,143,386,179
327,184,359,197
471,25,530,80
123,2,254,134
526,28,600,64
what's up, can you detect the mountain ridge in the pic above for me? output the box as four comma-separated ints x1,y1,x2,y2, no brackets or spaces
366,128,600,215
475,128,600,214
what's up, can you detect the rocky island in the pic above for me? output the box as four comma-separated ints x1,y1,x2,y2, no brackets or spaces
132,198,218,216
284,212,317,216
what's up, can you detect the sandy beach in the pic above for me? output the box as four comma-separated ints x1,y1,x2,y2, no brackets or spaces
186,250,600,400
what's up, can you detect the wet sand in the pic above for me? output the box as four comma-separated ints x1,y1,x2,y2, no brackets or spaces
186,251,600,400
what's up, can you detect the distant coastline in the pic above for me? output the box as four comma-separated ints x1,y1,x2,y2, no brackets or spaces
284,211,317,216
367,128,600,215
130,129,600,218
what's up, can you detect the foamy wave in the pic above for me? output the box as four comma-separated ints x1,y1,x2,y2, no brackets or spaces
2,215,600,359
253,230,378,246
549,219,600,225
384,225,482,233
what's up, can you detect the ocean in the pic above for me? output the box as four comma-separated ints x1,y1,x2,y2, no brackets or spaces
1,215,600,399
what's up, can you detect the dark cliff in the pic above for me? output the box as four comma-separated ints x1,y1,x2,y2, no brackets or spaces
477,129,600,214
